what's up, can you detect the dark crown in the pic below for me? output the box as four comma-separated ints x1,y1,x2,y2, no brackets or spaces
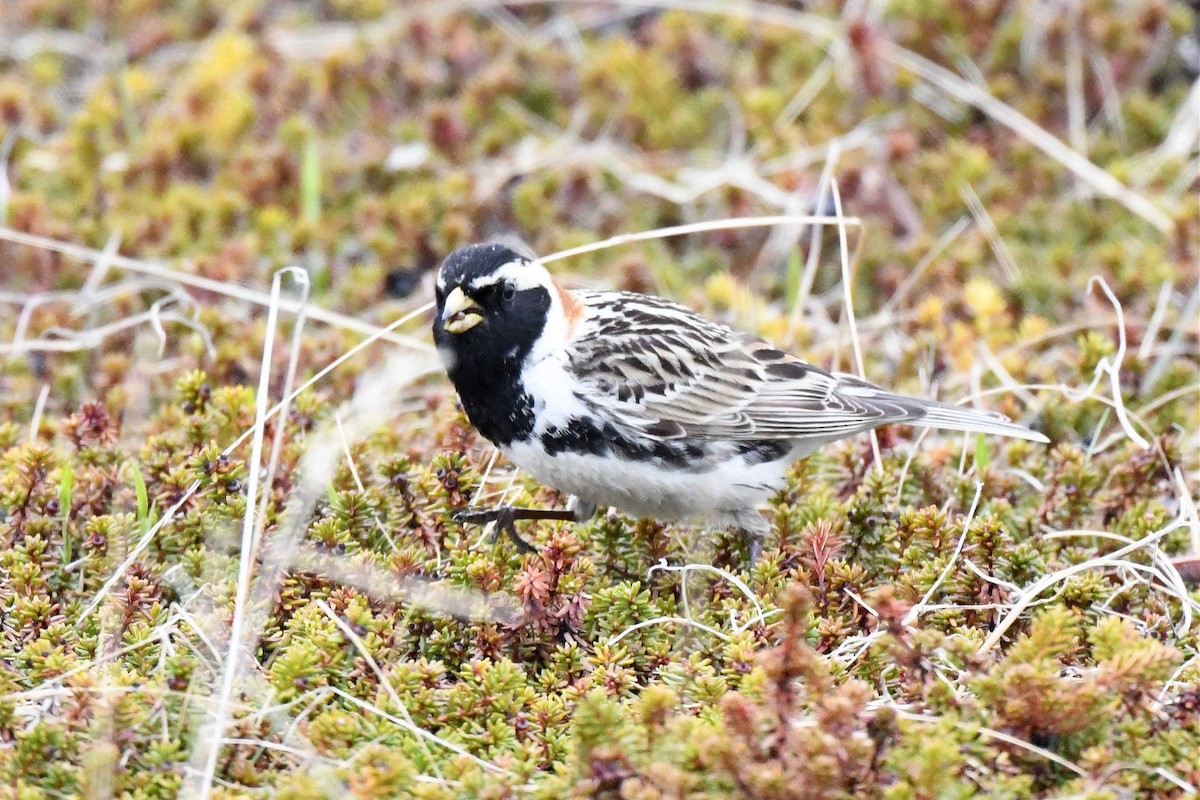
439,243,527,287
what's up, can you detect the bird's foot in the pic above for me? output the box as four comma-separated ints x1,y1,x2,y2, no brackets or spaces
746,535,763,571
453,506,580,554
454,507,535,553
735,513,770,572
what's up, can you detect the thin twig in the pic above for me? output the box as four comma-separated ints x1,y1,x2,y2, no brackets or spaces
830,178,882,472
905,481,984,626
194,268,305,800
0,226,431,350
538,214,862,266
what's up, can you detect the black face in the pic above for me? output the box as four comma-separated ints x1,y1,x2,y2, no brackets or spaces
432,243,551,445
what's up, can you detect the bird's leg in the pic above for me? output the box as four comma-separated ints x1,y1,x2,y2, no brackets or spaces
454,496,596,553
735,512,771,570
453,507,574,552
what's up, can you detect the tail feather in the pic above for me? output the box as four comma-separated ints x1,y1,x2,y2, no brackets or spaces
835,377,1048,443
885,395,1048,443
909,401,1048,442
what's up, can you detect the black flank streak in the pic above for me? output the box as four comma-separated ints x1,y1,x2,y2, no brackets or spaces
735,441,791,465
541,419,610,458
541,417,706,468
542,416,778,469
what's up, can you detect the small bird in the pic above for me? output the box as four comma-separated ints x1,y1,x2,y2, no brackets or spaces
433,243,1048,566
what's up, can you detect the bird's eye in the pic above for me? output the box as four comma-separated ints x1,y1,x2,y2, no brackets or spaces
501,283,516,301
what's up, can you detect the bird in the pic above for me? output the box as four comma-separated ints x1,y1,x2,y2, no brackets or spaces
432,242,1048,566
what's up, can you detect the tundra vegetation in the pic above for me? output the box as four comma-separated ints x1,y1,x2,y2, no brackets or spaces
0,1,1197,798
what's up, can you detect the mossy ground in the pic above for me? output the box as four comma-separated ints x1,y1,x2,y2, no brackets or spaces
0,2,1197,798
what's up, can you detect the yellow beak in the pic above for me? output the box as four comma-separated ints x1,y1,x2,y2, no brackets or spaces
441,287,483,334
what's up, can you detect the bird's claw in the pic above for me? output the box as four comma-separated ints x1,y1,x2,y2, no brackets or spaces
452,508,503,526
453,507,538,554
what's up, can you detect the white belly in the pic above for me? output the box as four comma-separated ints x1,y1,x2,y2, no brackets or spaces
502,440,791,524
507,351,799,525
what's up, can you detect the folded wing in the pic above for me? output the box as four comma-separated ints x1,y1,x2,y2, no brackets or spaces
569,292,1046,444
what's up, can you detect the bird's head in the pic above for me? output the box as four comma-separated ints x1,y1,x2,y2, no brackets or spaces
432,243,566,380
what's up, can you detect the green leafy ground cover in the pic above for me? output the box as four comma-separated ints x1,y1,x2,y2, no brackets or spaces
0,1,1197,797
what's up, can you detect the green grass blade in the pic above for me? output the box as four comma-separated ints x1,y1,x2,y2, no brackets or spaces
59,460,73,565
302,132,321,224
785,247,802,313
975,433,990,473
131,462,152,534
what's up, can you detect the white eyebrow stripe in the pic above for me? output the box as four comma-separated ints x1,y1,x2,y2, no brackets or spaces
468,274,503,288
494,260,548,291
462,260,549,293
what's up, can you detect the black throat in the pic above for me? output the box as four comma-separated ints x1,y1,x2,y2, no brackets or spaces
443,348,536,447
434,283,551,447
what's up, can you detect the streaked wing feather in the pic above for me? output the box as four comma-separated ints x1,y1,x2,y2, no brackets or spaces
567,291,1048,444
569,292,900,440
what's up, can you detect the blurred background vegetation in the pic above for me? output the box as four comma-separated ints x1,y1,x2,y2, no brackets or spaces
0,1,1197,798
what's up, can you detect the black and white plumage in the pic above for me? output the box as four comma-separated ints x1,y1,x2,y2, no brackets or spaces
432,243,1048,564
